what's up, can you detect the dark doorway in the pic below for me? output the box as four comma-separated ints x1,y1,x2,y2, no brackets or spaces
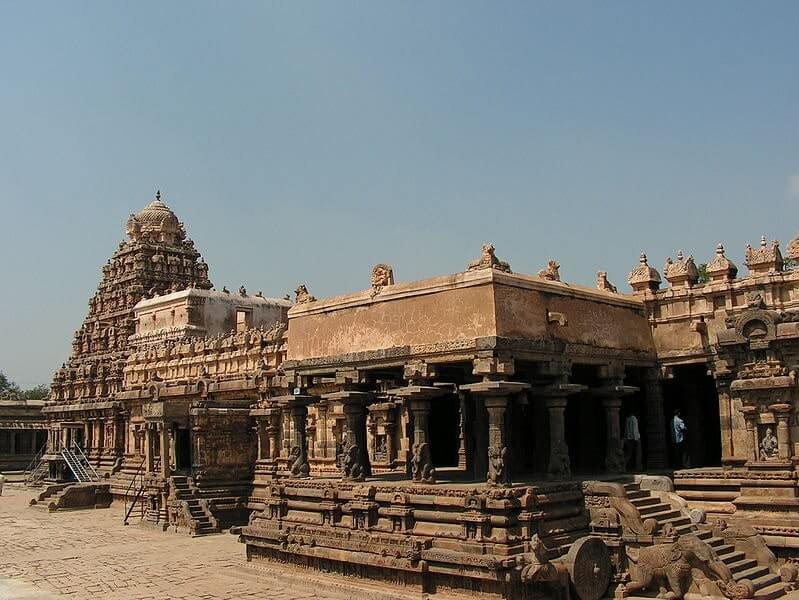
176,428,192,471
429,394,460,468
662,364,721,468
566,364,606,473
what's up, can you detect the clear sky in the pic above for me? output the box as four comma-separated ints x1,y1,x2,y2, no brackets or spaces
1,2,797,387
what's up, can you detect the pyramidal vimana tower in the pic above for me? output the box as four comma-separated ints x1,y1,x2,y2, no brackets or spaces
47,193,212,470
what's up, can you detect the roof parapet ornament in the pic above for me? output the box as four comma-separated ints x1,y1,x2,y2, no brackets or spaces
627,252,661,294
537,260,561,282
745,235,783,275
370,263,394,298
706,243,738,283
466,243,512,274
597,271,617,293
663,250,699,288
294,284,316,304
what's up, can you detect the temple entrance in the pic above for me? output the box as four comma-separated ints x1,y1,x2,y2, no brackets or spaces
176,428,192,471
429,394,459,468
565,365,606,473
663,364,721,468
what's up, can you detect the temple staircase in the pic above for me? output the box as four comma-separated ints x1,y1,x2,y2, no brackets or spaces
170,475,220,536
60,443,99,483
24,445,49,486
623,482,787,600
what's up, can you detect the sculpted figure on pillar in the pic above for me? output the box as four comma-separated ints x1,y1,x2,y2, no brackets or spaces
411,442,434,483
342,433,364,481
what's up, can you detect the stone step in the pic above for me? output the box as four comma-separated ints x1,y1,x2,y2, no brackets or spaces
659,516,691,528
645,508,681,521
630,496,660,508
720,551,746,564
674,524,695,535
751,574,782,591
715,545,740,558
626,490,649,500
755,581,787,600
728,558,759,575
623,483,640,491
637,502,673,516
736,565,771,582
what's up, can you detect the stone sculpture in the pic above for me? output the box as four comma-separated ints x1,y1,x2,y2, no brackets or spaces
597,271,617,293
466,243,512,273
538,260,561,282
288,445,310,477
410,441,434,483
760,427,779,460
294,284,316,304
623,534,736,600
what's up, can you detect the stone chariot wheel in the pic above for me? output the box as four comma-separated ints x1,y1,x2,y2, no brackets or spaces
563,537,611,600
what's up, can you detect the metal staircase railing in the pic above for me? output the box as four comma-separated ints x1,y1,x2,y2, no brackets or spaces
123,458,146,525
24,443,49,485
60,441,99,483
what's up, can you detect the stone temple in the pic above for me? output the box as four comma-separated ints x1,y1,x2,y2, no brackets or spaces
16,192,799,600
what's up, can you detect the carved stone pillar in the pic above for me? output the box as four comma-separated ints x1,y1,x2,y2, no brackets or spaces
325,391,372,481
316,402,329,459
643,369,668,470
384,420,396,466
595,379,638,474
83,421,90,451
145,425,154,473
167,426,177,472
393,385,446,483
457,391,468,470
287,396,313,477
741,407,758,462
266,408,281,460
539,382,585,479
256,420,266,461
461,380,530,486
159,424,170,478
773,404,792,460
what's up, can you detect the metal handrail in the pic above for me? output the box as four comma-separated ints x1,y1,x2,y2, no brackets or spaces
69,443,99,481
24,443,48,484
123,457,146,525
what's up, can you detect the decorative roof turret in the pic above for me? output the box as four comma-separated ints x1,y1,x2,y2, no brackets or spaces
745,236,783,275
663,250,699,288
627,252,661,293
706,243,738,283
126,191,186,244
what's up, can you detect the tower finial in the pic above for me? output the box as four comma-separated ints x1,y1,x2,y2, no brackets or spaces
156,190,161,201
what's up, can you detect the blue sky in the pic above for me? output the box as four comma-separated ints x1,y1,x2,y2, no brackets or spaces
1,2,797,386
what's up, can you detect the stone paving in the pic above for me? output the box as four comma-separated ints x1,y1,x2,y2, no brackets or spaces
0,484,419,600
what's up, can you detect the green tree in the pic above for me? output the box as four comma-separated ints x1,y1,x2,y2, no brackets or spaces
696,263,709,284
21,385,50,400
0,371,21,395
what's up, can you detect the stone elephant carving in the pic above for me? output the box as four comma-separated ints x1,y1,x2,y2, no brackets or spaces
624,534,735,600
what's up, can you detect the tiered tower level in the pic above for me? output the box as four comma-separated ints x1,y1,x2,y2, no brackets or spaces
49,193,211,408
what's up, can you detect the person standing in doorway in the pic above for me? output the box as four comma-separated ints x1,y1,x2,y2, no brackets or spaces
624,412,642,472
672,409,688,468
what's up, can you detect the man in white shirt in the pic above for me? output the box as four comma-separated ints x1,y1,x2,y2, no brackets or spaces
623,413,642,472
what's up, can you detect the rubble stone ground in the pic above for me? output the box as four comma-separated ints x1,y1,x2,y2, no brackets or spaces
0,484,418,600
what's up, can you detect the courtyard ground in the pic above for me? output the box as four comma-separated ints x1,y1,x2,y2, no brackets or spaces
0,483,418,600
